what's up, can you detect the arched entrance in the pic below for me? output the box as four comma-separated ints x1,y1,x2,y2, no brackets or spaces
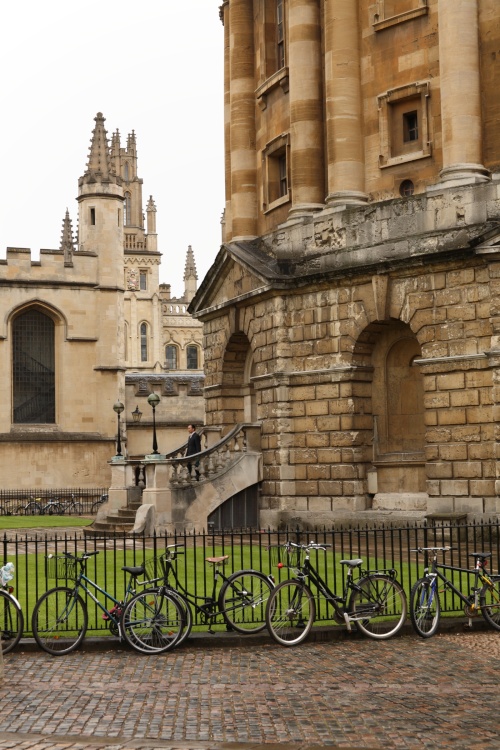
354,320,427,506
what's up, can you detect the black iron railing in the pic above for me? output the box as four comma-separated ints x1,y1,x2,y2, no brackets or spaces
2,519,500,637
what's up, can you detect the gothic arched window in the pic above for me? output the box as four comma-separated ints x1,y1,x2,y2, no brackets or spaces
12,309,55,423
140,322,148,362
165,345,178,370
124,192,131,226
187,345,199,370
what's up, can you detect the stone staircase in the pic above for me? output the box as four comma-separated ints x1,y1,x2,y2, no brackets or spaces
83,497,142,537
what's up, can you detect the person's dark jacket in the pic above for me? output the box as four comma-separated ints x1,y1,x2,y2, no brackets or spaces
186,431,201,457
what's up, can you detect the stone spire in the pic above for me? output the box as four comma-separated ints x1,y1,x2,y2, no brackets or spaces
183,245,198,301
59,208,75,266
80,112,116,185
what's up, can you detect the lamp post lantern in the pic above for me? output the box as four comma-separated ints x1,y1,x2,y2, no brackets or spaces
147,392,160,455
113,401,125,457
131,405,142,423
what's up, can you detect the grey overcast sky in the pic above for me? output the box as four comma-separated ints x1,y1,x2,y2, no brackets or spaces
0,1,225,298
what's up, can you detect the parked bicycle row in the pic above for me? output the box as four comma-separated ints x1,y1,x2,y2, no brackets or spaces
2,541,500,656
0,493,108,516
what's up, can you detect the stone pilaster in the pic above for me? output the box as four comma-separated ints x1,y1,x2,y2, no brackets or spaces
324,0,368,207
220,2,232,241
438,0,489,186
288,0,324,218
229,0,257,240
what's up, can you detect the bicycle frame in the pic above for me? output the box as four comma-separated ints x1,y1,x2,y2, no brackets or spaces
61,566,140,637
162,555,235,626
284,549,398,629
419,550,497,618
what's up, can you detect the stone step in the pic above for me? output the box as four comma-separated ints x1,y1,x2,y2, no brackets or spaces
83,503,141,537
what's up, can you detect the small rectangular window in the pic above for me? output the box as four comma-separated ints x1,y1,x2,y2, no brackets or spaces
403,111,418,142
90,208,96,226
139,271,147,291
277,0,285,70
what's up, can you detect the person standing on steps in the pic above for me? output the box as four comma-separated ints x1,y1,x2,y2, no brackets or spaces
185,424,201,480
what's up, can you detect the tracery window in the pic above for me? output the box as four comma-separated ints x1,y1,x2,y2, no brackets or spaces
140,322,148,362
12,309,55,424
187,345,199,370
165,345,178,370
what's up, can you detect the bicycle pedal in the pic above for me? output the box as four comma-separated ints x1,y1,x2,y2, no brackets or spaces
343,612,352,632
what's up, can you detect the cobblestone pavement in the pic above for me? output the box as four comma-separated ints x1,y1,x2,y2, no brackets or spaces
1,628,500,750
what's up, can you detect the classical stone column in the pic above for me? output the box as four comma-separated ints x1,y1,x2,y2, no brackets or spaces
288,0,324,218
438,0,489,185
229,0,257,240
220,2,232,241
324,0,368,206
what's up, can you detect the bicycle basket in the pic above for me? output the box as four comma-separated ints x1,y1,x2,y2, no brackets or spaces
143,554,168,584
268,544,301,567
46,555,77,581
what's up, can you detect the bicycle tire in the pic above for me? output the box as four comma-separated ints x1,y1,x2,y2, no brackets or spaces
265,579,315,646
32,586,88,655
121,588,184,654
480,579,500,630
166,589,193,646
24,502,41,516
348,574,407,640
0,590,24,654
409,578,440,638
69,502,84,516
219,570,273,634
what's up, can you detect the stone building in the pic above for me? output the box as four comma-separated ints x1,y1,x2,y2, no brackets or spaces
188,0,500,528
0,113,204,491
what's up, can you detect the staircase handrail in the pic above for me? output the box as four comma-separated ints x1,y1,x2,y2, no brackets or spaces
166,423,260,487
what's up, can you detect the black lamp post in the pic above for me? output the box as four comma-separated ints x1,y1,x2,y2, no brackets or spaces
147,392,160,455
113,401,125,457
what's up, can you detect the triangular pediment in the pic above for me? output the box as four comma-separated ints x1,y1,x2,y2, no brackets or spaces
189,241,290,316
474,230,500,256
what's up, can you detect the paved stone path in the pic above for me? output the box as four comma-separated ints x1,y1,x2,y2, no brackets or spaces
1,628,499,750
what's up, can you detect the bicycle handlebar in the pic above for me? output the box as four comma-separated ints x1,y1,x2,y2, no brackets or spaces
285,541,332,551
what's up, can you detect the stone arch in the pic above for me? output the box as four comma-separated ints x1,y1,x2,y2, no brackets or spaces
9,303,63,424
353,318,427,506
220,331,254,429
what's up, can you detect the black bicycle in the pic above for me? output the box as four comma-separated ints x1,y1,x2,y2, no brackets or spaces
31,551,184,655
0,563,24,654
410,546,500,638
265,541,407,646
121,544,274,652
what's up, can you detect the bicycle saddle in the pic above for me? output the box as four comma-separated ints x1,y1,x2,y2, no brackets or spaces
470,552,492,559
205,555,229,565
122,566,147,576
339,558,363,568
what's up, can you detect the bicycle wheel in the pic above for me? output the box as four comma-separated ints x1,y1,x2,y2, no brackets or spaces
348,574,407,640
0,590,24,654
409,578,440,638
121,589,184,654
32,586,88,655
480,579,500,630
219,570,273,634
265,579,315,646
167,589,193,646
69,502,84,515
24,502,41,516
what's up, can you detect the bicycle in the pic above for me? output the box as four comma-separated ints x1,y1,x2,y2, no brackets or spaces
15,496,43,515
409,547,500,638
52,495,84,515
31,551,184,655
120,544,274,653
265,541,407,646
0,563,24,654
